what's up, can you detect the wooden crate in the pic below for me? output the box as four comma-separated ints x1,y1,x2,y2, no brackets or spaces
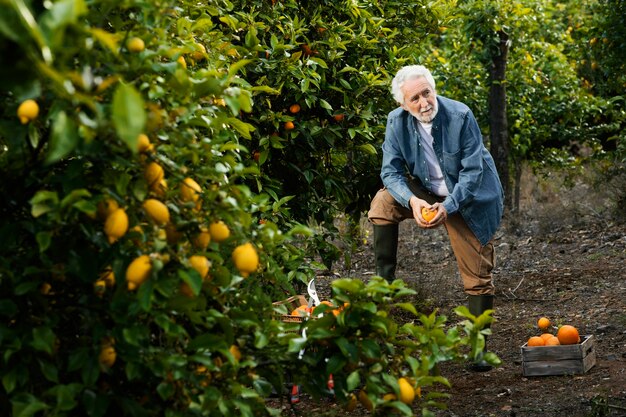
521,335,596,377
273,295,309,323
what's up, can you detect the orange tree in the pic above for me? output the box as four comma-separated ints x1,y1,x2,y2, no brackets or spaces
217,0,452,267
0,1,494,416
419,0,626,213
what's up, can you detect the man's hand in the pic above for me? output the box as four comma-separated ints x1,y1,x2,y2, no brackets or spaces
409,196,447,228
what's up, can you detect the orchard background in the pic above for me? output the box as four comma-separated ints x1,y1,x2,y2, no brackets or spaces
0,1,624,417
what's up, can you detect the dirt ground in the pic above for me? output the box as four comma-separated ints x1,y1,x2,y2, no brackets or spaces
278,171,626,417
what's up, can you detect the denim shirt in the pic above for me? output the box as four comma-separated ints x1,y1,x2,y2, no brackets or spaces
380,96,504,246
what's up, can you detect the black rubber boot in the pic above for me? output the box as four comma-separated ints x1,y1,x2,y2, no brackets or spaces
373,224,399,281
467,294,495,372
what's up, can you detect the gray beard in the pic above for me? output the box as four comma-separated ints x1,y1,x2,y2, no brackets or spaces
410,104,438,123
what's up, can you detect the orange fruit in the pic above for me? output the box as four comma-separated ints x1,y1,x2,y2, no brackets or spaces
313,300,335,315
540,333,554,342
545,336,561,346
527,336,545,347
557,325,580,345
291,305,310,317
537,317,551,330
421,207,437,223
284,121,295,131
289,103,301,114
332,113,344,122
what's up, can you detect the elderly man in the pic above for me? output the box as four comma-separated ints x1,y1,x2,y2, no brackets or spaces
368,65,504,371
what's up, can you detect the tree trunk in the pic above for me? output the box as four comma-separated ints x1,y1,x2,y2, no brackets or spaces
489,30,511,209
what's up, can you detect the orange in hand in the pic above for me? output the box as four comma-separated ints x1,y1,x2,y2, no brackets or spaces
421,207,437,223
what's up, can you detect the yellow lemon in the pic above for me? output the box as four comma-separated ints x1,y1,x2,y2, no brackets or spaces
40,282,52,295
137,133,154,153
93,279,107,297
189,255,210,279
208,221,230,243
97,198,119,220
17,99,39,124
127,37,145,53
126,255,152,290
144,162,164,187
398,377,415,404
99,345,117,368
229,345,241,361
104,208,129,244
100,267,115,287
358,390,373,411
232,242,259,277
142,199,170,225
344,393,357,411
180,177,202,204
177,56,187,69
382,393,396,401
193,227,211,249
190,43,206,61
152,178,168,198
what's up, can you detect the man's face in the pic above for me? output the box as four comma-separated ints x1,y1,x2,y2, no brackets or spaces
400,76,438,123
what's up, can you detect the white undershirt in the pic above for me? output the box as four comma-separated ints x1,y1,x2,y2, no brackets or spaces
417,121,448,197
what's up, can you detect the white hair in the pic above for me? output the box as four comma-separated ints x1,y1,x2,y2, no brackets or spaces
391,65,436,104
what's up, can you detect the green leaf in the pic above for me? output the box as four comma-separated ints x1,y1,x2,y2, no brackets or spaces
31,327,56,355
44,383,82,411
226,117,255,139
178,269,202,296
30,191,59,218
331,278,364,294
157,381,174,400
244,26,259,49
36,231,52,253
60,189,91,210
335,337,358,361
11,393,49,417
347,370,360,391
307,57,328,68
2,369,17,393
40,0,87,31
67,348,88,372
319,99,333,110
253,330,268,349
395,302,417,316
112,83,146,152
228,59,253,77
81,358,99,386
38,358,59,383
46,111,79,165
358,143,378,155
90,28,119,55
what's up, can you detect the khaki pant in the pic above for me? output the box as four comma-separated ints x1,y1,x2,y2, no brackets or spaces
367,181,495,295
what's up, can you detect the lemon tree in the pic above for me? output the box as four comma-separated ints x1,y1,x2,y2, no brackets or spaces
0,1,495,416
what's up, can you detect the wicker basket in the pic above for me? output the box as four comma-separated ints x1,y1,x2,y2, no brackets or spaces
273,295,309,323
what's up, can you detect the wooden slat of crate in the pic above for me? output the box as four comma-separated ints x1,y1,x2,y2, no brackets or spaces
521,335,596,377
